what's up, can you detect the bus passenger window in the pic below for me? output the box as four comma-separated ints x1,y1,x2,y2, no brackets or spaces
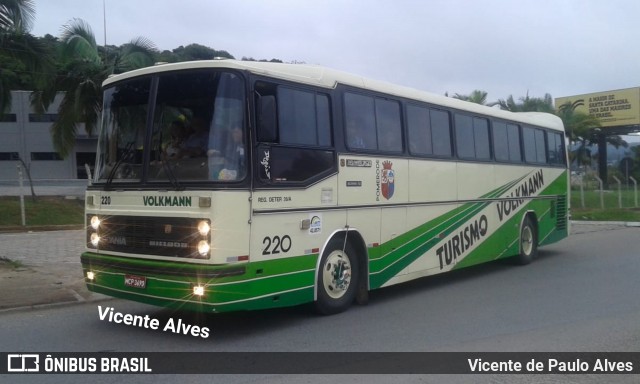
407,104,433,155
344,93,376,150
507,123,522,162
431,109,452,157
455,114,474,158
375,99,402,152
523,126,547,164
493,121,509,161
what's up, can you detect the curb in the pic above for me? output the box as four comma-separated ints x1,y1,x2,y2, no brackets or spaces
0,224,84,233
0,295,113,314
571,220,640,227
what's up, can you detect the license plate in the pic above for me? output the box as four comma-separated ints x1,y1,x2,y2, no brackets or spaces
124,275,147,289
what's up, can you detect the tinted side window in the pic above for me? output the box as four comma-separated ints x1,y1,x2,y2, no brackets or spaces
455,114,490,160
375,98,402,152
523,126,547,163
407,104,452,157
407,104,433,155
344,92,402,152
535,129,546,163
474,117,490,160
255,81,336,185
547,131,564,165
494,122,522,163
455,114,474,158
523,127,536,162
493,121,509,161
431,109,452,157
261,146,334,183
344,93,376,150
316,95,332,147
278,87,332,147
507,123,522,162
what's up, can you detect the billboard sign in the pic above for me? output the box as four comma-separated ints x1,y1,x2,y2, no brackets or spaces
555,87,640,128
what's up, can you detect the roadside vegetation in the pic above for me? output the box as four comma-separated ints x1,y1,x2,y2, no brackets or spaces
0,196,84,228
0,256,24,269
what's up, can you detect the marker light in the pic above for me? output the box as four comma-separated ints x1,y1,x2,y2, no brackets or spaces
90,232,100,246
193,285,205,296
86,271,95,281
197,220,211,236
197,240,210,256
90,215,101,229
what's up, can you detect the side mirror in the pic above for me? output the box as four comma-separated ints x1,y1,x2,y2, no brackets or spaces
257,95,277,142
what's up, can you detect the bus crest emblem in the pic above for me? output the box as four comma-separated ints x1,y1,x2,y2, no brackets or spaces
381,161,395,200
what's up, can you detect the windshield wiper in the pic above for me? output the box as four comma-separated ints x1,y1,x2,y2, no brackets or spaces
105,141,136,190
156,131,183,191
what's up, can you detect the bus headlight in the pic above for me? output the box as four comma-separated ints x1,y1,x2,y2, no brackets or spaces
90,232,100,246
90,215,101,229
197,220,210,236
197,240,210,256
86,271,95,281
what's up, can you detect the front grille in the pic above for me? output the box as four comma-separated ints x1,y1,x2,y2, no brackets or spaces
87,215,209,259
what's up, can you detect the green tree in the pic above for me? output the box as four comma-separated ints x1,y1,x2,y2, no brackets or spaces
0,0,35,32
170,43,233,61
35,18,158,157
556,100,627,167
451,89,497,106
497,92,555,113
0,0,52,114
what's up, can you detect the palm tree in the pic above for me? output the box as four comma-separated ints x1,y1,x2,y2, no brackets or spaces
0,0,35,32
556,100,600,167
556,100,626,168
36,18,158,157
452,89,497,106
497,92,555,113
0,0,50,114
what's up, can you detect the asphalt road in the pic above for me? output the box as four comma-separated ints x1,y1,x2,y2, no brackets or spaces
1,224,639,383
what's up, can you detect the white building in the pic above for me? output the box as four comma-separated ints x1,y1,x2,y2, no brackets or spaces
0,91,97,180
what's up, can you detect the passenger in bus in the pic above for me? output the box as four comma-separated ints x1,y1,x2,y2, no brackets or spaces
182,117,210,157
346,119,366,149
163,120,186,159
218,126,245,180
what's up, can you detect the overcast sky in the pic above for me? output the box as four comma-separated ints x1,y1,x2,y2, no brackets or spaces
29,0,640,105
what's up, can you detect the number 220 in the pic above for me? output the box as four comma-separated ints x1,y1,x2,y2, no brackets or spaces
262,235,292,255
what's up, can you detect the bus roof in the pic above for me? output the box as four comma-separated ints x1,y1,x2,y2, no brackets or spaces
103,59,564,132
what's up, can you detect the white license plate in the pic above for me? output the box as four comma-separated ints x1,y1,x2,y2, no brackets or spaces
124,275,147,289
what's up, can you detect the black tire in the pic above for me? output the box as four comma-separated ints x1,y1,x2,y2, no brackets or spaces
315,237,360,315
514,216,537,265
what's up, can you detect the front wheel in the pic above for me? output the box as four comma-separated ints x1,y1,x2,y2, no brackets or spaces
515,216,537,265
315,238,359,315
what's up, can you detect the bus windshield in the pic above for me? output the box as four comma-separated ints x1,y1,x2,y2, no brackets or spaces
95,70,246,185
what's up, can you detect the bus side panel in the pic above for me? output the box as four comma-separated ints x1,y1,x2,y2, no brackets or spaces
454,168,568,269
370,203,459,288
249,178,346,308
371,167,567,288
457,162,495,200
212,191,252,263
408,159,457,203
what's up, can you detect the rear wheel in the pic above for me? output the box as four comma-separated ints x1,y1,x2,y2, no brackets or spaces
515,216,537,265
315,238,359,315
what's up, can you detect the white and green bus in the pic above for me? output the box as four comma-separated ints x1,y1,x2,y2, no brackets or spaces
82,59,569,315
